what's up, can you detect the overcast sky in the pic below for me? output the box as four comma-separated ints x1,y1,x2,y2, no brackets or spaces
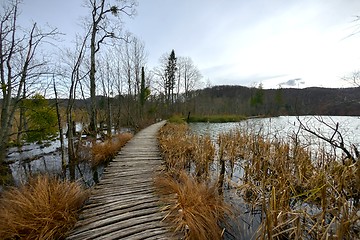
19,0,360,89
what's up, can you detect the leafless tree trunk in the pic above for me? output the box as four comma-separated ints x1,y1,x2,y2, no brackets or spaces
65,32,89,180
52,76,66,168
86,0,136,134
99,58,113,136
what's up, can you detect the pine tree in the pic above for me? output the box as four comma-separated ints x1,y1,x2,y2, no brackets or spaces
165,50,177,104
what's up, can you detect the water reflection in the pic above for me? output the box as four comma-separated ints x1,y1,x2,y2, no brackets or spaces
8,142,102,188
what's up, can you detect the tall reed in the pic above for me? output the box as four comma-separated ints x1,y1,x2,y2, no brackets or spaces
91,133,132,167
154,171,230,240
0,175,89,239
157,123,231,239
158,123,194,170
158,121,359,238
231,127,359,239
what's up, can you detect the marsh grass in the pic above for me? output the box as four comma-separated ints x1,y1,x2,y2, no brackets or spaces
0,175,89,239
91,133,132,167
158,123,193,170
157,123,230,239
154,171,231,240
168,114,187,124
159,122,360,239
230,128,360,239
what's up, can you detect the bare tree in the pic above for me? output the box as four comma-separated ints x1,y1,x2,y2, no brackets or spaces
85,0,137,134
177,56,203,100
128,36,146,97
152,53,169,96
0,0,58,182
60,33,90,180
297,116,358,164
342,70,360,87
116,34,147,125
98,53,114,136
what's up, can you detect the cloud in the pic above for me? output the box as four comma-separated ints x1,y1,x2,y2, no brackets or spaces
279,78,305,87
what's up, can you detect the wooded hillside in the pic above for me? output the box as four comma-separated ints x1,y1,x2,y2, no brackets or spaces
187,85,360,116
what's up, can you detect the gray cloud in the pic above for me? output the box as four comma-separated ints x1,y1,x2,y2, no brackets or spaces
279,78,305,87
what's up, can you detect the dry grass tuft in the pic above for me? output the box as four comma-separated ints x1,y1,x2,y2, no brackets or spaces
155,171,231,240
158,123,194,170
0,175,89,239
91,133,133,167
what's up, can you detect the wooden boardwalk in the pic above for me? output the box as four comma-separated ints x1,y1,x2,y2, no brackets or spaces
67,121,175,240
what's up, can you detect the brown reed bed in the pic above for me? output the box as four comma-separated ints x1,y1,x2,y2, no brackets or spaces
91,133,133,167
0,175,89,239
226,127,360,239
154,171,230,240
157,123,230,239
158,123,194,170
158,122,360,239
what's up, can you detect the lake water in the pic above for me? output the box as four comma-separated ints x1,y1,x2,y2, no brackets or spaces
5,125,132,187
189,115,360,239
190,116,360,147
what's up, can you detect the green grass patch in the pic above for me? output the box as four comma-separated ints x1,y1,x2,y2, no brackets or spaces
187,114,247,123
168,115,187,124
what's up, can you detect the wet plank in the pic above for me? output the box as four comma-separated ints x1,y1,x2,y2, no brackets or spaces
67,121,175,240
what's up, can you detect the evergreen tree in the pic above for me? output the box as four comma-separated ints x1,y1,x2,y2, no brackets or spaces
250,83,264,114
165,50,177,104
140,67,146,107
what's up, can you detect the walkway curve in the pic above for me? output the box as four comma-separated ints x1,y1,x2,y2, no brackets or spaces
67,121,175,240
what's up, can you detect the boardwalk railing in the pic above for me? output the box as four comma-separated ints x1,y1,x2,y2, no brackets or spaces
67,121,175,240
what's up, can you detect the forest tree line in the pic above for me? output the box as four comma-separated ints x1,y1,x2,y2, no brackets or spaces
188,85,360,116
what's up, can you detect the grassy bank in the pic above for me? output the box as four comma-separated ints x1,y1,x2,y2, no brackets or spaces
0,175,88,239
187,114,247,123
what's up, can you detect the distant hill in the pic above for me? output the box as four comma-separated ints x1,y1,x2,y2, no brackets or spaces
188,85,360,116
2,86,359,117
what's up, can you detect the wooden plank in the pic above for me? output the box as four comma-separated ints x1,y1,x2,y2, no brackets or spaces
79,197,160,219
67,121,175,239
73,201,162,228
95,223,173,240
